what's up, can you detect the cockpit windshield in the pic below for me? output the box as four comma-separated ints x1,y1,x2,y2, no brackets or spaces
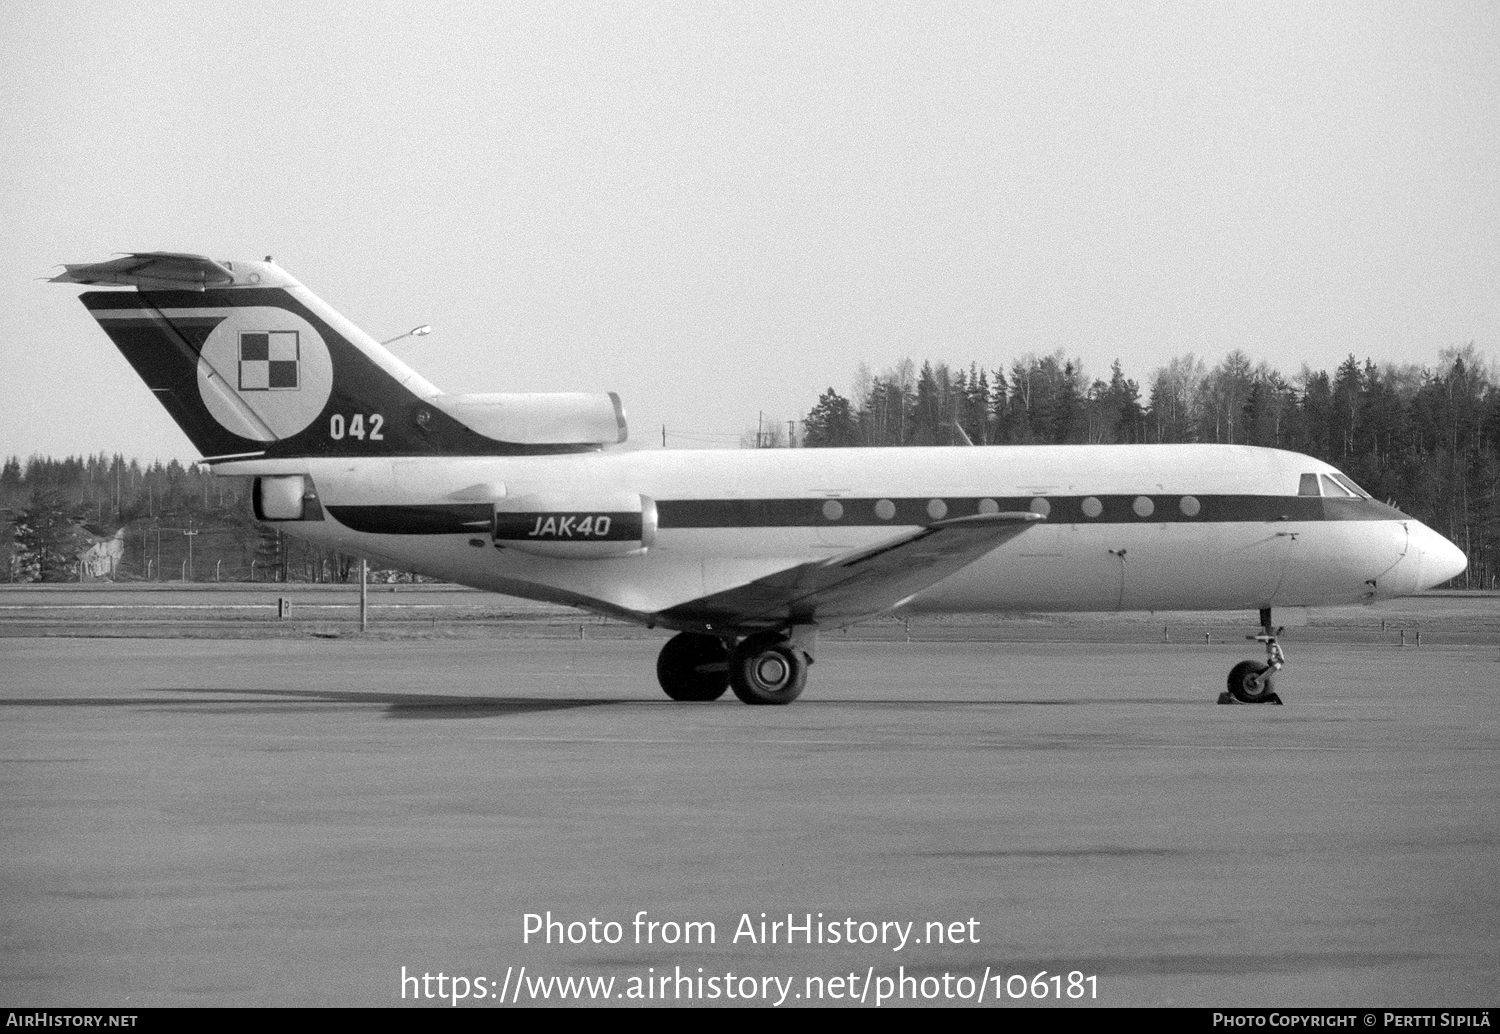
1328,473,1371,499
1321,474,1355,497
1299,471,1373,499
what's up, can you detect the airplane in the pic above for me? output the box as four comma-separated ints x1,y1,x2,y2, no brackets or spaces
51,252,1469,705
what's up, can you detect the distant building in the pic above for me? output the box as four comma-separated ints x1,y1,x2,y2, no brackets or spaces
77,528,125,580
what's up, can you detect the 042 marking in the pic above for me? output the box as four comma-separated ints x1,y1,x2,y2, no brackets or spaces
329,413,384,440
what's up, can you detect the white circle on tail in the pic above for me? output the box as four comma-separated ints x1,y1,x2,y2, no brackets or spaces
196,307,334,441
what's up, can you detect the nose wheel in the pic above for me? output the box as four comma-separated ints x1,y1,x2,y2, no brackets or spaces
1219,608,1286,705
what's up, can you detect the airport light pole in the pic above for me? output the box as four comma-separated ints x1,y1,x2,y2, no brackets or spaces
380,325,431,346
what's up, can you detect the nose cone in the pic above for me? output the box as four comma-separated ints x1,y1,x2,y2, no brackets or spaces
1416,524,1468,589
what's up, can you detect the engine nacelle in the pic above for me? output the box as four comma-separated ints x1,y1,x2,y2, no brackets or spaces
493,492,657,559
253,475,324,521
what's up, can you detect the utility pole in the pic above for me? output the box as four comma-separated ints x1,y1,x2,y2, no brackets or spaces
359,558,368,631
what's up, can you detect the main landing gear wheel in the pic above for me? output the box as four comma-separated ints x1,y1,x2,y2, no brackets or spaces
728,632,808,706
656,632,730,701
1219,607,1286,705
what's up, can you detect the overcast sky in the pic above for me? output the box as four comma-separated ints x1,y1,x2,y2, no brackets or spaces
3,1,1496,462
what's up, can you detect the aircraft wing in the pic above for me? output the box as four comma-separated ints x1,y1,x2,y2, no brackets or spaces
658,511,1043,633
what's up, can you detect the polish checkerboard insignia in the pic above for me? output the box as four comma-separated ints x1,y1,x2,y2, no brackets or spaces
238,331,300,391
198,308,332,441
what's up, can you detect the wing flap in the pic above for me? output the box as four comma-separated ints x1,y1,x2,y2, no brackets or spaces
659,511,1043,632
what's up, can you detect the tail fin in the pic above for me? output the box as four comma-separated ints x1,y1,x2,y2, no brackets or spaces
53,253,615,461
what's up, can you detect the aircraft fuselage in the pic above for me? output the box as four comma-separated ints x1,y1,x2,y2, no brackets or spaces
220,442,1461,632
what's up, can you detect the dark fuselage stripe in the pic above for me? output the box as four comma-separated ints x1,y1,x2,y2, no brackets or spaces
325,495,1405,535
329,504,495,535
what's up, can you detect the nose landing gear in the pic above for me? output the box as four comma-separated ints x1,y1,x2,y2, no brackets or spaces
1219,607,1286,705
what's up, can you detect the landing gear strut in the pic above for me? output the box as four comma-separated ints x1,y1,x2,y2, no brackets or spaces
1219,607,1285,705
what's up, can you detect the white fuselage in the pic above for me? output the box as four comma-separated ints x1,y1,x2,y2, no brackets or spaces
220,443,1465,630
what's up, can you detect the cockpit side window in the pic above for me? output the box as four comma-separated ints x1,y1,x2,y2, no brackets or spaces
1320,474,1355,497
1298,473,1321,497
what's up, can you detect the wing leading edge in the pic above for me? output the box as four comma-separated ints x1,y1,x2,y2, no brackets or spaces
657,511,1043,634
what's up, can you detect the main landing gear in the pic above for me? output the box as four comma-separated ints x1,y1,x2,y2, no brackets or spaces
1219,607,1286,705
655,632,731,702
656,630,811,705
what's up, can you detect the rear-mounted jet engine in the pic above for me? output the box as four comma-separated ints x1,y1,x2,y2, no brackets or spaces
253,474,324,522
493,492,657,559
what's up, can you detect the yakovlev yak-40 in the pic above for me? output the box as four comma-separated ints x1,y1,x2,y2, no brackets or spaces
53,252,1468,705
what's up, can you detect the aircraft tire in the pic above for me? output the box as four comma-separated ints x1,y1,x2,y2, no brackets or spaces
1226,659,1276,703
656,632,731,701
728,634,807,705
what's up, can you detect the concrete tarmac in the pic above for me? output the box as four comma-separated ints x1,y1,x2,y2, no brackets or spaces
2,635,1497,1007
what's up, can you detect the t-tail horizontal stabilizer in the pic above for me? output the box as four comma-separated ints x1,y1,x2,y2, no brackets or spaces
53,252,252,291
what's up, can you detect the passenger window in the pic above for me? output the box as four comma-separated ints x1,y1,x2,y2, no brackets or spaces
1298,473,1321,497
1321,474,1355,497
